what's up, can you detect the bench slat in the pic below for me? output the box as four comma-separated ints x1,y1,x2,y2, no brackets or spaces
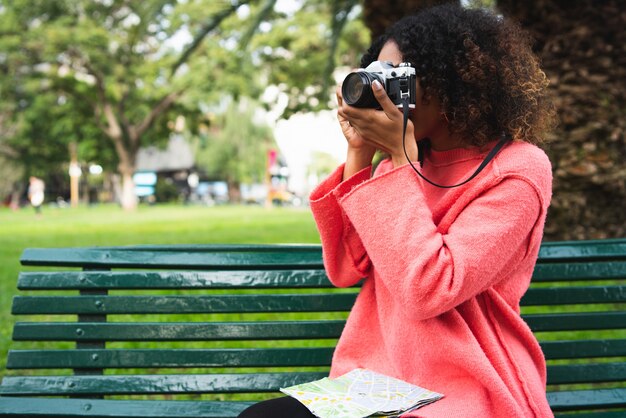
6,348,335,369
17,270,335,290
524,312,626,331
554,412,626,418
20,246,324,269
12,312,626,342
539,339,626,359
0,397,252,417
12,321,346,341
521,286,626,305
7,341,625,370
0,390,624,417
546,362,626,384
538,239,626,261
12,286,623,315
11,294,358,315
533,261,626,282
16,262,626,291
0,372,327,395
547,388,626,411
2,381,625,409
18,239,626,268
3,360,626,391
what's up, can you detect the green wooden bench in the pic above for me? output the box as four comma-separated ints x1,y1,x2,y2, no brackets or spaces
0,239,625,417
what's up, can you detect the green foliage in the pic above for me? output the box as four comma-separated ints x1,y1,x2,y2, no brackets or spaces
248,0,370,116
0,0,371,198
194,98,275,185
0,154,23,200
0,1,251,176
9,79,112,175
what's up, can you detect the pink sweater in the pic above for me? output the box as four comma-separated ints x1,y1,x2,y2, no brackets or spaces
309,141,554,418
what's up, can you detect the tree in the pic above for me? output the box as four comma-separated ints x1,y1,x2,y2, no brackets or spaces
0,0,251,210
0,115,23,206
496,0,625,240
193,98,276,203
244,0,370,117
1,0,373,209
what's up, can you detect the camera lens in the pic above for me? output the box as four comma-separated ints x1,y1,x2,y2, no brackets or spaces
343,73,366,104
342,72,381,108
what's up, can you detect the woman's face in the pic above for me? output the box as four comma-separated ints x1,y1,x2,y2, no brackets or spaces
377,41,446,142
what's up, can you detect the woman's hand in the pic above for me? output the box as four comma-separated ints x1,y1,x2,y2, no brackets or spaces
338,80,418,168
336,86,377,180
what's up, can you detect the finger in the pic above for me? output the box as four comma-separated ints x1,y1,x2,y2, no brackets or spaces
341,104,372,122
335,85,343,107
337,109,356,131
337,107,350,121
372,80,402,120
338,119,351,134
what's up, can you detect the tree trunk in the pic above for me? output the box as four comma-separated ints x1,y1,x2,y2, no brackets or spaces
120,168,137,211
227,179,242,204
498,0,626,240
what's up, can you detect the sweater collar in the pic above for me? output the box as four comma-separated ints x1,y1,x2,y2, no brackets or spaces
426,140,499,166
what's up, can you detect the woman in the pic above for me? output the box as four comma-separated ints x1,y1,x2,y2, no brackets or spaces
239,4,555,417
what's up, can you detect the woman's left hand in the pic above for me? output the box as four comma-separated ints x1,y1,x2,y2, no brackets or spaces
338,80,418,167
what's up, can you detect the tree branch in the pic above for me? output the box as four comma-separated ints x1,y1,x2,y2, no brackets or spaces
66,47,123,140
118,87,132,131
133,90,184,142
170,1,251,78
83,61,124,141
92,102,108,133
0,143,18,158
81,60,131,167
323,0,358,95
239,0,277,50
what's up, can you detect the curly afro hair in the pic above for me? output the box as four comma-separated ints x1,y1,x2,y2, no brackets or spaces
361,4,555,146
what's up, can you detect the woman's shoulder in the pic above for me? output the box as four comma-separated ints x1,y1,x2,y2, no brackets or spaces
495,141,552,176
493,141,553,201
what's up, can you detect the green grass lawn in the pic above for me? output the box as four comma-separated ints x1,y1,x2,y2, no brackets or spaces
0,203,321,379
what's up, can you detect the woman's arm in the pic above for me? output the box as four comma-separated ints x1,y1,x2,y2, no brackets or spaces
310,164,373,288
336,165,549,320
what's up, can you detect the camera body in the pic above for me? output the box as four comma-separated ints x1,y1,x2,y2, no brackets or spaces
342,60,416,109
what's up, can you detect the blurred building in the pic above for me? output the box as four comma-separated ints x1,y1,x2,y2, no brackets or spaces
135,135,205,203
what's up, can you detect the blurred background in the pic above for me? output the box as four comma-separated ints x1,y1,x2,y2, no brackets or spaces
0,0,624,241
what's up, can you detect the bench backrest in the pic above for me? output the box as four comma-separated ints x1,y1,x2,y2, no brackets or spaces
3,239,626,415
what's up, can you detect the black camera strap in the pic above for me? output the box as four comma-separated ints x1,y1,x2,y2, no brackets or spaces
400,97,511,189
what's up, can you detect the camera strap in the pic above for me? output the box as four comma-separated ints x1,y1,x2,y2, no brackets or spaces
401,97,512,189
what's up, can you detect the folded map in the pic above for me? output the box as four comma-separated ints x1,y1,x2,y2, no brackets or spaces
280,368,444,418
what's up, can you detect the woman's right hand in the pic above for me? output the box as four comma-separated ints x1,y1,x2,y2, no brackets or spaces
336,86,375,151
336,86,376,180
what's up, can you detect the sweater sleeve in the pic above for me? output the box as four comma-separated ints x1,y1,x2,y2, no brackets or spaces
309,163,373,287
337,164,544,320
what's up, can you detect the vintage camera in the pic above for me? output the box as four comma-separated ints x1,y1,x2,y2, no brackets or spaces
341,61,416,109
